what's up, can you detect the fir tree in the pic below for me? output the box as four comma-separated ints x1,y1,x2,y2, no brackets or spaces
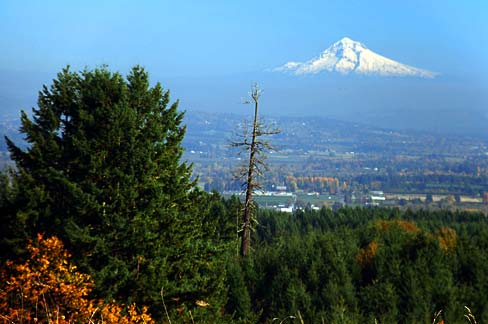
4,66,227,319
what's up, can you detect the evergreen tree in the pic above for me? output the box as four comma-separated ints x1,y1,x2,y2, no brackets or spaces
0,169,22,259
4,66,227,319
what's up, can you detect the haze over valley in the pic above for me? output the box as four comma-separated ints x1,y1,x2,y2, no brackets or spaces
2,33,486,137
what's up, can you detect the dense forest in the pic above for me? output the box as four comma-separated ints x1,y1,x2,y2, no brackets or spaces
1,66,488,323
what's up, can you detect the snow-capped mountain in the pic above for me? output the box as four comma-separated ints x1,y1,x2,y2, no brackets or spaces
275,37,437,78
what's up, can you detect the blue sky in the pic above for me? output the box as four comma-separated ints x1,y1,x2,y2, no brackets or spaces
1,1,487,135
1,0,487,77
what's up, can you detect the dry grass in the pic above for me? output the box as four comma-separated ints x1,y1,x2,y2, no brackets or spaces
464,306,478,324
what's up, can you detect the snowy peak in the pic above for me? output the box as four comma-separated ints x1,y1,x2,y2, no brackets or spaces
275,37,437,78
331,37,367,52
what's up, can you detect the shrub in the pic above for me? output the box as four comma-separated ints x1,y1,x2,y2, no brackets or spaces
0,234,154,323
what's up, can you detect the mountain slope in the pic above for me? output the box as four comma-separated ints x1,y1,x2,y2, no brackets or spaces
275,37,437,78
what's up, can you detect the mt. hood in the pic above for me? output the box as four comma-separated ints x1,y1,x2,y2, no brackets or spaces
275,37,437,78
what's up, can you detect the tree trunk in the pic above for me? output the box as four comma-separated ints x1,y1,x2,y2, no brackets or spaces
241,96,259,256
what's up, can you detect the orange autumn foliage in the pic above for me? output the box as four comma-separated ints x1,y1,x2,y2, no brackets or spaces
375,220,420,234
356,241,379,267
0,234,154,324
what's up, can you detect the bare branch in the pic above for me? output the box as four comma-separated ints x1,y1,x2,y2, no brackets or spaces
231,83,280,256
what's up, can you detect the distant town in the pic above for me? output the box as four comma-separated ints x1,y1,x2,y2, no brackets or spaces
182,111,488,213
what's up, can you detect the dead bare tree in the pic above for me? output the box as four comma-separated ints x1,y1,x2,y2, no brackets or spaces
231,83,279,256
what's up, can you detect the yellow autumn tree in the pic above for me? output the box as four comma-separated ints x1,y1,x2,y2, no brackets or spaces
356,240,379,268
0,234,154,323
437,227,457,253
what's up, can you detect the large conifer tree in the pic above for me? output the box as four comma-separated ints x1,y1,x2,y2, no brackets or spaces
4,66,226,319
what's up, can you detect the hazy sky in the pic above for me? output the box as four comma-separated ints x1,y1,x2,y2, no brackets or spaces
1,0,487,78
1,1,487,136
